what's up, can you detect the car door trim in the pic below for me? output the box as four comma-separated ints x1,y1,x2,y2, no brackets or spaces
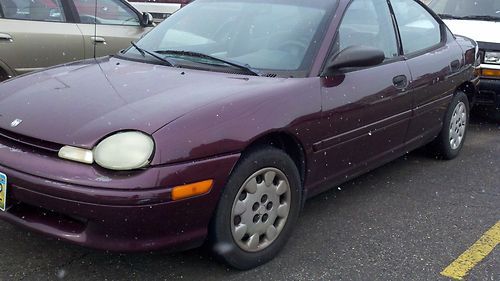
412,92,453,118
312,109,412,152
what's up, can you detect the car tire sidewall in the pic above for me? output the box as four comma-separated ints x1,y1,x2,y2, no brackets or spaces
437,91,470,159
209,146,302,270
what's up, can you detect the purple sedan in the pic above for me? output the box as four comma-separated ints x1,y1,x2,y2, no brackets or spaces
0,0,478,269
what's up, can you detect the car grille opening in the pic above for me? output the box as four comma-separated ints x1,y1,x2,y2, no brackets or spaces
0,127,62,153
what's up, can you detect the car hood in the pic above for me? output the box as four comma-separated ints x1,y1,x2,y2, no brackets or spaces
443,19,500,44
0,57,285,148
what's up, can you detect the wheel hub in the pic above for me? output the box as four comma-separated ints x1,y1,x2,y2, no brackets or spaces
231,167,291,252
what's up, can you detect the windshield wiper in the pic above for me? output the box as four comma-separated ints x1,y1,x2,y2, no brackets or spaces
460,15,500,22
130,42,176,67
438,14,500,21
437,13,466,20
155,50,261,76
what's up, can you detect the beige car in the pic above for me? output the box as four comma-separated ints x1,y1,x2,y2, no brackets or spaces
0,0,153,81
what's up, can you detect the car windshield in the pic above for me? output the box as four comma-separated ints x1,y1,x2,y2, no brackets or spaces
429,0,500,21
123,0,337,76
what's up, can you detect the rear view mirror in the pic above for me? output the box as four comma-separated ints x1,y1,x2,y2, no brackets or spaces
140,12,154,27
324,46,385,74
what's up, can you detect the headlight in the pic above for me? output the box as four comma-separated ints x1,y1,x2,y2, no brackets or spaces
484,51,500,65
93,131,155,170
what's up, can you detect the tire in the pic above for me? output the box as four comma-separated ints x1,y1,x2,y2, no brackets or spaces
209,146,302,270
431,91,470,160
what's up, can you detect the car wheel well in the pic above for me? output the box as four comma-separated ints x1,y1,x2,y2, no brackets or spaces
245,133,306,186
457,81,476,104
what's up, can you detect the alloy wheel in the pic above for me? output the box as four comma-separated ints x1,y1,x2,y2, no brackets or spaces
449,101,467,150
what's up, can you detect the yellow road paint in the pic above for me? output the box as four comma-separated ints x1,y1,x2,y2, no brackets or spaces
441,221,500,280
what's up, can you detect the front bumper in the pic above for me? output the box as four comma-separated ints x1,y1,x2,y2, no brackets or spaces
0,138,239,252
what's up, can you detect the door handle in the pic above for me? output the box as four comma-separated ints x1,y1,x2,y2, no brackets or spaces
393,75,408,89
91,36,106,44
0,33,13,42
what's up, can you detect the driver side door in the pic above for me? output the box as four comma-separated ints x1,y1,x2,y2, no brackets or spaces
310,0,413,190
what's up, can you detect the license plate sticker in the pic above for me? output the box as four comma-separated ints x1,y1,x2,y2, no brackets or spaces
0,173,6,211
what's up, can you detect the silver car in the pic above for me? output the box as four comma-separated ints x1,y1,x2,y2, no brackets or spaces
0,0,153,81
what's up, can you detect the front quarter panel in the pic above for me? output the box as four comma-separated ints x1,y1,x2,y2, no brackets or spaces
151,77,323,165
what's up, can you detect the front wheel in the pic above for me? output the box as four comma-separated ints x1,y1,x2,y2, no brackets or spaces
431,91,470,159
209,146,302,269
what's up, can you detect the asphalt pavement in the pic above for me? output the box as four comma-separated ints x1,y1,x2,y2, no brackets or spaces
0,116,498,281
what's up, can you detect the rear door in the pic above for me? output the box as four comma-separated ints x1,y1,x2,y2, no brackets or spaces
0,0,84,75
312,0,413,188
72,0,150,58
390,0,465,147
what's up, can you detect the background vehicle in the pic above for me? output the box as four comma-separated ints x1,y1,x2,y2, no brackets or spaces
0,0,154,81
0,0,478,270
128,0,190,23
429,0,500,121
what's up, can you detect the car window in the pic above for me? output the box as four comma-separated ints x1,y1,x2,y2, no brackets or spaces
73,0,140,26
0,0,65,21
333,0,399,59
429,0,500,19
391,0,441,54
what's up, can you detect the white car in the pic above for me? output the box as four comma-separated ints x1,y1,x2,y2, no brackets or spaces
429,0,500,121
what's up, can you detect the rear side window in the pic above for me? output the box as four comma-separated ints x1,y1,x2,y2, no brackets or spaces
0,0,65,21
391,0,441,54
73,0,140,26
334,0,399,59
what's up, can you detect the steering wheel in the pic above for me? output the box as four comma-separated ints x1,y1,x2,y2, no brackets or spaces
80,14,102,24
276,40,308,56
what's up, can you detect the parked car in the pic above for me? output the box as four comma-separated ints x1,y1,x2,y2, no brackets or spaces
429,0,500,121
0,0,154,81
0,0,478,269
128,0,190,23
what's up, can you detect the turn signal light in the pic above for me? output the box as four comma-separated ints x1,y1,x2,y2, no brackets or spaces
481,68,500,78
171,180,213,201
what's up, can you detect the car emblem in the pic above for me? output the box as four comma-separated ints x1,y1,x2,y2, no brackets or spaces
10,119,22,127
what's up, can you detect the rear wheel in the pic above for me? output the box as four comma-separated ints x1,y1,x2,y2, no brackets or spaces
431,91,470,159
209,146,301,269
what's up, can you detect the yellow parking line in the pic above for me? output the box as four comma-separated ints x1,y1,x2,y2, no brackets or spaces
441,221,500,280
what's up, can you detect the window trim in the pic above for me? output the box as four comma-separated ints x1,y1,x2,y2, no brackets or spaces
320,0,404,76
69,0,142,26
389,0,447,59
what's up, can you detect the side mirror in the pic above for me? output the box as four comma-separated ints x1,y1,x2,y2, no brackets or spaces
324,46,385,74
140,12,154,27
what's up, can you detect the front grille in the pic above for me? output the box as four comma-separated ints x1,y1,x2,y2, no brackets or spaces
0,128,62,153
